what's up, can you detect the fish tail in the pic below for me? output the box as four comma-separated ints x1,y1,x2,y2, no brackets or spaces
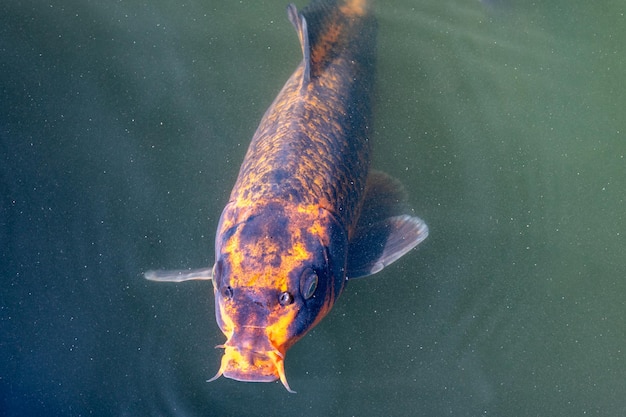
288,0,375,83
339,0,369,17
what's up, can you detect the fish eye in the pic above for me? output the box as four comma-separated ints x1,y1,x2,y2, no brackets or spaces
220,285,233,299
278,291,294,306
300,271,318,300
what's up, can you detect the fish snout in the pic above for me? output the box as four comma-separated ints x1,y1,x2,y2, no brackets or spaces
222,347,281,382
208,327,295,392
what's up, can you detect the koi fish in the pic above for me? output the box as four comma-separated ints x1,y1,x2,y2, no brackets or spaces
145,0,428,393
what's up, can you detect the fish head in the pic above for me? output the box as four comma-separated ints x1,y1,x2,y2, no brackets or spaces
208,202,348,391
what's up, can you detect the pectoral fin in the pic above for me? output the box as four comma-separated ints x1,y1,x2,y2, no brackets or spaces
144,267,213,282
347,171,429,279
347,214,428,278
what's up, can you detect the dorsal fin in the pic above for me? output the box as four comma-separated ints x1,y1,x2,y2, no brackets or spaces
287,4,311,86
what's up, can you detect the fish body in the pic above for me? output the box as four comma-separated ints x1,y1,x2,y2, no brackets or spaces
146,0,428,393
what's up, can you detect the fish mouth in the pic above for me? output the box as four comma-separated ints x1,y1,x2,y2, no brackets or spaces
226,347,281,381
208,345,295,393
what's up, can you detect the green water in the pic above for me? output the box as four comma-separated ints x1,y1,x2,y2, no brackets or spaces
1,0,624,415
